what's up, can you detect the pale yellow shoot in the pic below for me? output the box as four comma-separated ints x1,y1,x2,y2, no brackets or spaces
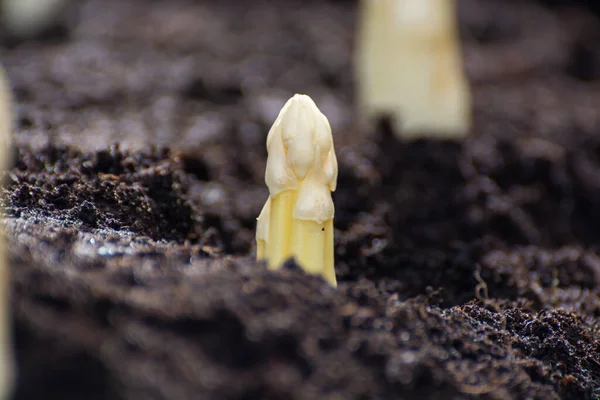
355,0,471,139
257,94,338,287
0,65,14,400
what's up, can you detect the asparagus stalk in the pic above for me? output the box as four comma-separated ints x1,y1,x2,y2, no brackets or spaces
257,94,338,287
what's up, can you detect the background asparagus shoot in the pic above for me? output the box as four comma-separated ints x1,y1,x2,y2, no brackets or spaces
0,65,14,400
256,94,338,287
355,0,471,139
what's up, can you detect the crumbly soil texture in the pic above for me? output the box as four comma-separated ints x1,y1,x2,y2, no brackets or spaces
3,0,600,399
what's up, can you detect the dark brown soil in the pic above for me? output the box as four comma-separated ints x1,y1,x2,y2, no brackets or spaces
3,0,600,399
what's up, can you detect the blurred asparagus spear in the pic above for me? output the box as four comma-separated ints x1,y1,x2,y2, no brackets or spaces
355,0,471,139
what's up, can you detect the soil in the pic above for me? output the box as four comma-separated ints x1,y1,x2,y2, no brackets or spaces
3,0,600,399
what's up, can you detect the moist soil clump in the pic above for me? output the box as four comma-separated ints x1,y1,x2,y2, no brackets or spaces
3,0,600,399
